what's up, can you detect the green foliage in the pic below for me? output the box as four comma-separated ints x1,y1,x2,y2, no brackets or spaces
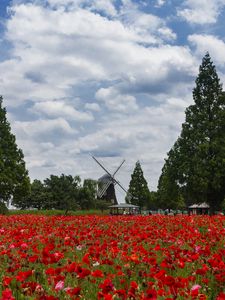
43,174,81,211
126,161,150,209
21,175,97,211
221,198,225,213
0,201,9,215
95,199,110,212
157,162,185,210
26,179,47,210
160,53,225,214
0,96,30,206
146,191,158,210
9,209,108,215
78,179,97,210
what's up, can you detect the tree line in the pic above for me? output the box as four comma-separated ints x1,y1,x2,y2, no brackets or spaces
15,175,99,211
0,53,225,213
156,53,225,214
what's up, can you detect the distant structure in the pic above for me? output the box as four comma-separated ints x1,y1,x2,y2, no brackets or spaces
188,202,210,215
98,174,117,203
92,156,129,205
109,203,140,215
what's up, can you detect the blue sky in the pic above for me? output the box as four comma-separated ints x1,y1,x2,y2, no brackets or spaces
0,0,225,201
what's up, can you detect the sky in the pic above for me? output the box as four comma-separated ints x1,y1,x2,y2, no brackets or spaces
1,0,225,202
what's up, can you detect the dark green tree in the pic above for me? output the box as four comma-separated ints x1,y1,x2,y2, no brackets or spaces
0,96,30,207
157,161,185,210
29,179,47,210
78,179,97,210
126,161,150,209
95,199,109,213
146,191,158,210
163,53,225,214
44,174,81,211
0,201,8,215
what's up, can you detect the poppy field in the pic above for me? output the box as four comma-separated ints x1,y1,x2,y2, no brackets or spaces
1,215,225,300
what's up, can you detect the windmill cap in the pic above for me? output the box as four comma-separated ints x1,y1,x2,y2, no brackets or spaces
98,174,112,182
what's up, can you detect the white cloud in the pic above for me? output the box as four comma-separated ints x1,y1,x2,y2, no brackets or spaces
3,0,223,197
0,2,194,109
96,87,138,113
88,0,118,16
120,1,176,43
188,34,225,65
13,118,76,138
67,98,188,191
31,101,94,122
177,0,225,25
134,14,176,41
43,0,118,16
7,5,139,43
155,0,166,7
0,1,195,193
85,102,101,112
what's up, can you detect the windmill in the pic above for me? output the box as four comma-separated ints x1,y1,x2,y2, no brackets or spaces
92,156,129,204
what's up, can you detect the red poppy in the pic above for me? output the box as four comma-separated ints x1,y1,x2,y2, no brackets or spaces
0,289,15,300
91,270,104,278
2,277,13,287
145,288,157,300
16,270,33,282
66,287,81,296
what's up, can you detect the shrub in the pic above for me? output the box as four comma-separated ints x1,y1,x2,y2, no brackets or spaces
0,201,9,215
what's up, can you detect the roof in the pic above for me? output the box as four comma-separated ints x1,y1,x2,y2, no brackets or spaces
98,174,112,182
109,203,139,208
188,202,210,209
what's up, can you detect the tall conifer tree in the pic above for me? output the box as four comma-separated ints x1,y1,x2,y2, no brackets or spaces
161,53,225,214
126,161,150,208
0,96,30,207
157,160,185,210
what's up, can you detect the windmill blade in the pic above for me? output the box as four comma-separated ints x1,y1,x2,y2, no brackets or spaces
113,178,128,194
113,159,125,177
98,180,112,198
92,156,113,177
113,178,133,201
92,155,131,201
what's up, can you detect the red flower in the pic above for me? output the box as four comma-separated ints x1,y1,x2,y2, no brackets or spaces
82,253,90,265
190,284,201,297
76,266,91,278
99,279,114,294
16,270,33,282
145,288,157,300
92,270,104,278
45,268,56,275
217,293,225,300
66,262,77,273
130,281,138,289
163,275,175,286
104,295,113,300
65,287,81,296
196,264,209,275
130,254,139,262
0,289,15,300
28,255,38,263
2,277,13,287
115,289,126,299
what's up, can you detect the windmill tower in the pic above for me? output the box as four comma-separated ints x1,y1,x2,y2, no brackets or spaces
92,156,128,204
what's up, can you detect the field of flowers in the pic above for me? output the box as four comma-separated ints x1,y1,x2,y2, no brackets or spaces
1,215,225,300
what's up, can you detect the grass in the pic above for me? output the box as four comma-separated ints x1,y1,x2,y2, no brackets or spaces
9,209,109,216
